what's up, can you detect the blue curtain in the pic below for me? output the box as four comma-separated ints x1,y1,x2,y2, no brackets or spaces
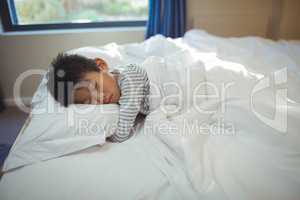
146,0,186,39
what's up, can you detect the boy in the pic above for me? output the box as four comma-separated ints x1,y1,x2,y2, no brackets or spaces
47,53,150,143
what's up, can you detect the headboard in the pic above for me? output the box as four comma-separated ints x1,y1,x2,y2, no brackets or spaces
186,0,300,40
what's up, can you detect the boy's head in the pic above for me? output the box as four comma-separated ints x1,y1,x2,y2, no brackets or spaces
47,53,121,107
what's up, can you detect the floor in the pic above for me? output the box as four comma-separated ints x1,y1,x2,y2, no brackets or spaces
0,106,28,167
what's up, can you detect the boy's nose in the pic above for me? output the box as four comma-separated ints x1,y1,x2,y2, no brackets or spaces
102,95,109,104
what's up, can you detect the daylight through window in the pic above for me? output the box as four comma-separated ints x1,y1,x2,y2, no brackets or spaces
13,0,148,25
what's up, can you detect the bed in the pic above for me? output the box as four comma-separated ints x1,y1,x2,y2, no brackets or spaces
0,29,300,200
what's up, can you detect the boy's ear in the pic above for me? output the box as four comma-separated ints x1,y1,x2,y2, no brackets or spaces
95,58,108,71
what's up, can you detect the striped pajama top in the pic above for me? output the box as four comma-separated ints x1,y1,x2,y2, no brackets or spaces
109,64,150,142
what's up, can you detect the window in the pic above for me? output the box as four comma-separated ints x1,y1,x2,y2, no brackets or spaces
1,0,148,31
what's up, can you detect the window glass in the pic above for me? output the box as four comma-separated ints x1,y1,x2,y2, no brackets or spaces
14,0,148,25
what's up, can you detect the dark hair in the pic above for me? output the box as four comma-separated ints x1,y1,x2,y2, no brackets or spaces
47,53,100,107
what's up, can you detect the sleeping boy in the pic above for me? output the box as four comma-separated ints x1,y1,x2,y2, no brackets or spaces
47,53,150,143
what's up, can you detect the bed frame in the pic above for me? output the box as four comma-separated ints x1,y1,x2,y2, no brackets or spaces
0,113,32,177
186,0,300,40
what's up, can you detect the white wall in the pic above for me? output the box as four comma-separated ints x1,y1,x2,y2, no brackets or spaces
0,28,145,104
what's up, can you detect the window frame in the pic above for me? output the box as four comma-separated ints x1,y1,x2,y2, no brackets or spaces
1,0,147,32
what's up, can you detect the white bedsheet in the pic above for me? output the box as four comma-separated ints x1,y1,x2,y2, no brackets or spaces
180,29,300,199
1,29,300,200
0,125,199,200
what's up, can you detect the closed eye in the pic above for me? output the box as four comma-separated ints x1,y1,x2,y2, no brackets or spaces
84,98,91,104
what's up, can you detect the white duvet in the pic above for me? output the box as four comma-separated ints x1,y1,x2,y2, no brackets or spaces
1,29,300,200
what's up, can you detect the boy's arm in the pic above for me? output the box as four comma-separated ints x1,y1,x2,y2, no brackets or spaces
108,65,147,143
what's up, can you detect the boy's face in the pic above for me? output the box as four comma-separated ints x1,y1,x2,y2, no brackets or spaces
73,58,121,104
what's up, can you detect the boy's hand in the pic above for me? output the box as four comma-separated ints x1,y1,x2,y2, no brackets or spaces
106,135,118,143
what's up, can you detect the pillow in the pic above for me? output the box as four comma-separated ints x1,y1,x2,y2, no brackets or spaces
4,45,126,171
66,45,124,71
3,103,119,171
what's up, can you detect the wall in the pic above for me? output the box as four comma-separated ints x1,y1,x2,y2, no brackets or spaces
278,0,300,39
187,0,300,40
0,28,145,104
